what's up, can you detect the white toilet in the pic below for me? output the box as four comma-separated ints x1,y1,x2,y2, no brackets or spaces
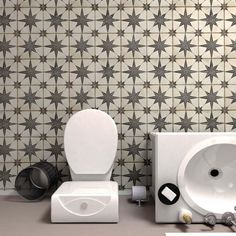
51,109,119,223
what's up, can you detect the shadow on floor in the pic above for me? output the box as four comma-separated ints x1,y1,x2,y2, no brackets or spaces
40,206,51,224
3,195,27,202
174,224,216,232
126,198,156,225
174,224,190,232
174,223,235,233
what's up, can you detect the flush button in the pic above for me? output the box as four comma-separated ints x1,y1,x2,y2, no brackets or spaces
158,183,180,205
80,202,88,210
161,186,176,201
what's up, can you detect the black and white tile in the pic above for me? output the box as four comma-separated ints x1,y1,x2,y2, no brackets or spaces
0,0,236,190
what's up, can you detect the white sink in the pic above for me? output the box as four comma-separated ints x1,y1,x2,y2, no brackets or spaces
178,137,236,216
151,133,236,223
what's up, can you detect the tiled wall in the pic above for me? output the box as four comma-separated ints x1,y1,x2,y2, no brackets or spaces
1,0,236,191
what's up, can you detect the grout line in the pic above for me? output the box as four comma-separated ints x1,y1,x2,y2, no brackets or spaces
119,0,123,188
197,0,200,131
16,0,19,176
223,0,226,132
42,0,45,161
171,0,174,132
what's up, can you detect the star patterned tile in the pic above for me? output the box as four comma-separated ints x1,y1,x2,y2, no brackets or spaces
1,0,236,190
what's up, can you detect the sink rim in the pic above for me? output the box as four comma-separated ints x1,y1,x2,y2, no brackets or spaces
178,136,236,216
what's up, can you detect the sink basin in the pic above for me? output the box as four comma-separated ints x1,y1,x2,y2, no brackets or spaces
151,133,236,223
178,137,236,216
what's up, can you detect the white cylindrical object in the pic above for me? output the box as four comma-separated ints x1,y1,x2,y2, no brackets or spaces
131,186,147,201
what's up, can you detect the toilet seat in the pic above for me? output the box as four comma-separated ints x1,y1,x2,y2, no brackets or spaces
64,109,118,176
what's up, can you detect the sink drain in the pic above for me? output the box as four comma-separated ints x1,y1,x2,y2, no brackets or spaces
209,168,222,179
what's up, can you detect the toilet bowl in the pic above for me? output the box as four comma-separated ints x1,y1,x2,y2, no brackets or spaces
51,109,119,223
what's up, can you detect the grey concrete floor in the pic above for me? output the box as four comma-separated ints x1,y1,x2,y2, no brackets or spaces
0,196,234,236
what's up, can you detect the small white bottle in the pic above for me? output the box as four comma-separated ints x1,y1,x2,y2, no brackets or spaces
179,209,192,224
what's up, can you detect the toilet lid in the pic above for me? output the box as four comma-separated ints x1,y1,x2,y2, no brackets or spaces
64,109,118,175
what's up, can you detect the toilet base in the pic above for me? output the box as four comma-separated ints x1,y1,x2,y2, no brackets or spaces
51,181,119,223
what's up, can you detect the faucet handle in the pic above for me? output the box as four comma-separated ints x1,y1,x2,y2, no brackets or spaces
204,213,216,226
222,212,236,226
